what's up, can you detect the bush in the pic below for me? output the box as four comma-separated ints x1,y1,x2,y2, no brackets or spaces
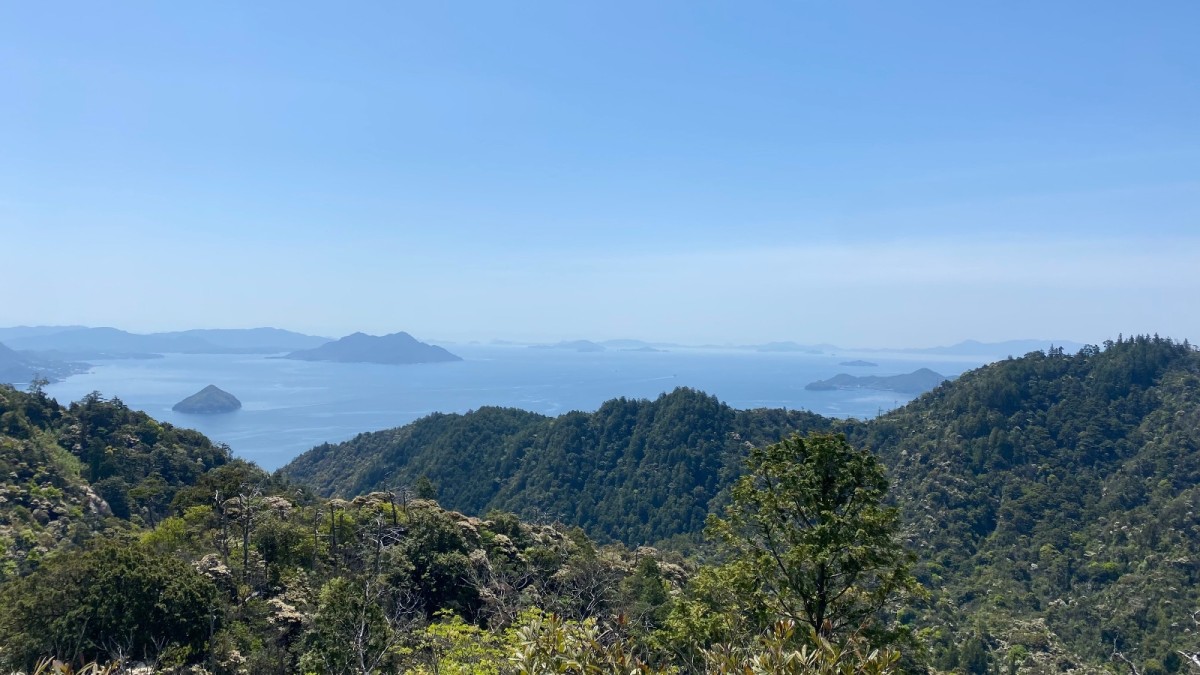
0,541,220,670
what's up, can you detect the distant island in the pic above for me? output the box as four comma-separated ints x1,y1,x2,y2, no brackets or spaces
752,341,829,354
528,340,606,352
900,338,1086,357
805,368,947,395
172,385,242,414
839,360,878,367
283,332,462,365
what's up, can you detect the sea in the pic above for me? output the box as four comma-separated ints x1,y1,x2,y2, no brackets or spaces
40,344,990,471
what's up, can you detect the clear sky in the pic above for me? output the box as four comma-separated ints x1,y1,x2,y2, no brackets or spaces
2,2,1197,347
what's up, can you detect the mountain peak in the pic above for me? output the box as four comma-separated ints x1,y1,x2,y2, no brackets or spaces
172,384,241,414
283,331,460,365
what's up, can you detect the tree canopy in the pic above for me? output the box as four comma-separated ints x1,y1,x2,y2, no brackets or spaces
707,433,918,642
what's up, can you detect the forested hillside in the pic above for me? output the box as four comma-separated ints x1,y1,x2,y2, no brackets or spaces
0,385,917,674
3,336,1198,673
283,336,1200,671
281,389,833,544
0,386,230,579
854,335,1200,669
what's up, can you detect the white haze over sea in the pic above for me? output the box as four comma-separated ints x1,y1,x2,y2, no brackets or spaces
41,344,990,470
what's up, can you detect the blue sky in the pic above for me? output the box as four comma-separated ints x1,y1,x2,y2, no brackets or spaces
2,2,1197,346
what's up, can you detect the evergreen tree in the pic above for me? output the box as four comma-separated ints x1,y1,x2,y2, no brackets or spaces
706,433,918,643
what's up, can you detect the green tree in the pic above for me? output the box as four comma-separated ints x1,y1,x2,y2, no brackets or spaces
0,542,220,670
706,433,917,643
300,577,398,675
413,475,438,501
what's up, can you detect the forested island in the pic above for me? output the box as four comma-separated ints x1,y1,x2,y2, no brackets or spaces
804,367,947,394
1,335,1198,673
283,331,462,365
172,385,242,414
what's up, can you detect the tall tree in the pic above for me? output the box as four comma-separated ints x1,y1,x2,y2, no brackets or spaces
706,433,917,642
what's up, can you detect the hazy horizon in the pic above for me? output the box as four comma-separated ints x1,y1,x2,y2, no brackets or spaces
3,3,1197,346
0,320,1099,353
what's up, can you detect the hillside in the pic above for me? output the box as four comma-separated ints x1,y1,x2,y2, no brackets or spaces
280,388,833,544
0,385,232,580
281,336,1200,668
852,336,1200,667
0,341,88,385
283,331,462,364
2,337,1196,672
0,386,710,673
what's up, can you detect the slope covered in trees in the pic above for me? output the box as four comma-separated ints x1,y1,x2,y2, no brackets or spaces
3,384,903,673
3,336,1198,673
280,389,833,544
282,336,1200,670
0,386,232,579
851,335,1200,669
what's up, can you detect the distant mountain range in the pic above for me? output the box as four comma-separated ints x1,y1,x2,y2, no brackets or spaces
0,326,1087,364
0,326,330,358
282,332,461,365
494,337,1085,356
895,338,1086,356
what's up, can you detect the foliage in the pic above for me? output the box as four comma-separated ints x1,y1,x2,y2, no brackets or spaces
282,388,833,545
509,610,660,674
3,336,1200,673
0,541,220,670
702,620,901,675
848,335,1200,666
298,577,402,675
29,658,119,675
706,433,918,643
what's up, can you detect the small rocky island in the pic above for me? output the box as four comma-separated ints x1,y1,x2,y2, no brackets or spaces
173,385,242,414
839,359,878,367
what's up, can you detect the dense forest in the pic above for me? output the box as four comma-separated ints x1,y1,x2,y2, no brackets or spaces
853,336,1200,671
1,336,1198,673
281,392,833,546
283,335,1200,672
0,385,911,674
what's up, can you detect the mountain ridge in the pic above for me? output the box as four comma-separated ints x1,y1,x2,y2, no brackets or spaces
283,331,462,364
4,326,330,357
279,336,1200,664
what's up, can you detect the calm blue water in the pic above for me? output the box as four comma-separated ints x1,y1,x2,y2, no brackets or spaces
41,345,987,470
